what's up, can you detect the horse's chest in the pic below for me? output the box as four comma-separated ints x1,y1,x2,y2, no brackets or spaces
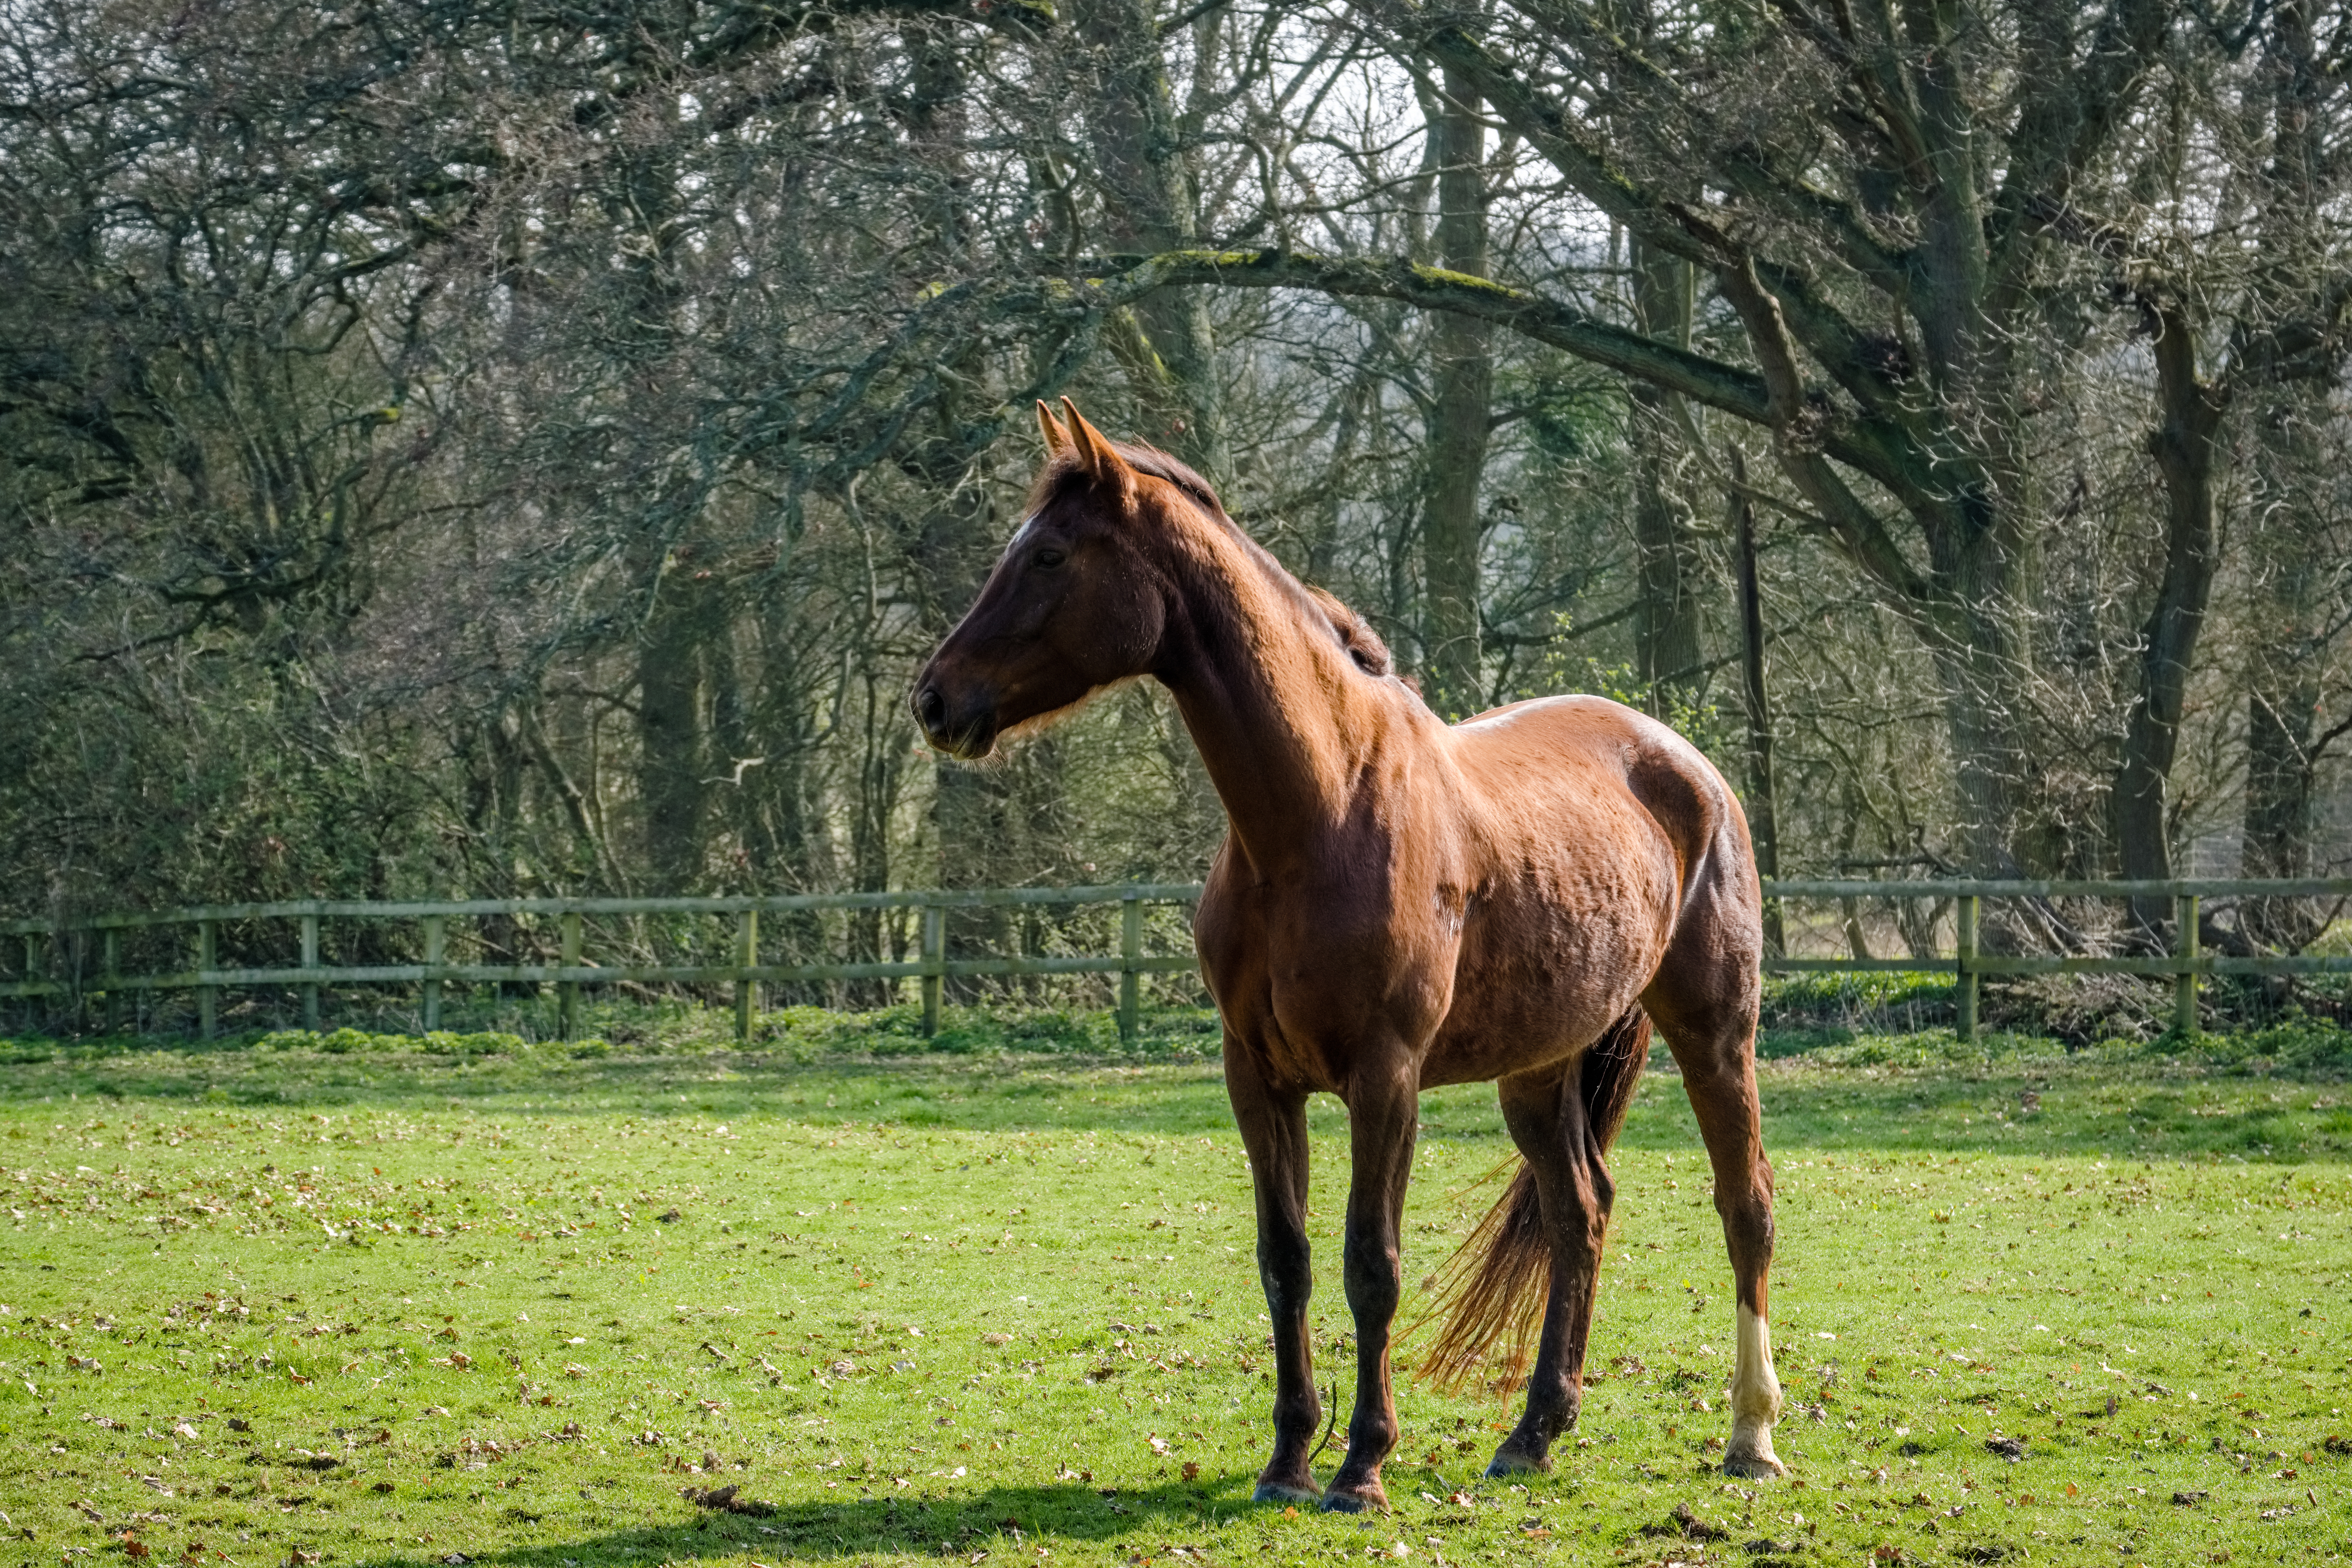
1201,894,1457,1074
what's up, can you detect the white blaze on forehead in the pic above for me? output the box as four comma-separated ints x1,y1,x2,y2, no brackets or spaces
1007,513,1040,549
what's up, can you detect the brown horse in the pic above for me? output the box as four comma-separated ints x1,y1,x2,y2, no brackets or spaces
912,400,1785,1512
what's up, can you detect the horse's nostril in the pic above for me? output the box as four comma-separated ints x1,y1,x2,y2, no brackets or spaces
916,685,946,732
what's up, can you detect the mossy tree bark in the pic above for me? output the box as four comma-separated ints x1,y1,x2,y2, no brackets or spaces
1417,64,1494,720
1072,0,1229,482
1628,239,1703,721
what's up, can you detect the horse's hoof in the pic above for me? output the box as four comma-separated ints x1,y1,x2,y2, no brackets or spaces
1722,1432,1787,1479
1483,1447,1553,1477
1319,1483,1388,1514
1252,1481,1322,1506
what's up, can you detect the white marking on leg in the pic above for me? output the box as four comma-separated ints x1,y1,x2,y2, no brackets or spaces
1724,1302,1786,1475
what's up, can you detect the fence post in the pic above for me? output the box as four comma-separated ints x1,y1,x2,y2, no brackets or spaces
197,919,218,1040
422,915,445,1031
559,909,582,1040
300,910,321,1031
1955,895,1979,1045
2174,893,2200,1038
103,928,121,1034
734,909,759,1044
920,903,944,1037
1118,895,1142,1042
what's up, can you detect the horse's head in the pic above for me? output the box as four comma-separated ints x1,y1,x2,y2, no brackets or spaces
911,399,1184,760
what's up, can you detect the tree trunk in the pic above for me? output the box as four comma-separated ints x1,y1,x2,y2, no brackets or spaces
1938,634,2033,878
1417,63,1492,720
849,666,909,1008
1731,453,1783,956
638,570,720,893
1072,0,1228,480
2112,301,2226,931
1630,238,1703,719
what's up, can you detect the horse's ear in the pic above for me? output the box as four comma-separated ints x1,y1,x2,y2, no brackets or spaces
1035,399,1072,455
1060,398,1132,495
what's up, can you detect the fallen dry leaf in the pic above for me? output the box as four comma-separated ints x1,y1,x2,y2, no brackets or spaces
1672,1502,1726,1541
682,1485,777,1519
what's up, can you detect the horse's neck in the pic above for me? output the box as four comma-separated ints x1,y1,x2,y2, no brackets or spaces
1154,525,1385,875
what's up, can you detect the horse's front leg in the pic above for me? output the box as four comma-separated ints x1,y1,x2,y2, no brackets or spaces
1323,1058,1419,1514
1225,1037,1322,1504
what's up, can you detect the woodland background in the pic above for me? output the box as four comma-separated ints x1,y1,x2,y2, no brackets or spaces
5,0,2352,974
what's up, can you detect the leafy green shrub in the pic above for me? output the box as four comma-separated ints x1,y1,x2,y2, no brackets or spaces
1760,970,1953,1042
422,1030,528,1056
249,1027,536,1056
2182,1017,2352,1076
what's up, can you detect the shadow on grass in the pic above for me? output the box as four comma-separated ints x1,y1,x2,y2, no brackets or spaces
359,1478,1285,1568
0,1031,1245,1134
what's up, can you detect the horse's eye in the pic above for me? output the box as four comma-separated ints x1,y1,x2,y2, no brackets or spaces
1033,548,1066,569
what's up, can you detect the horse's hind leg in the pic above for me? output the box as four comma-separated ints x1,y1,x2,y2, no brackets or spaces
1224,1035,1323,1504
1483,1007,1646,1476
1644,912,1786,1477
1484,1060,1612,1474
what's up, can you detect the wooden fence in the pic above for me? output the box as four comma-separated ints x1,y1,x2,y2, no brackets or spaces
4,878,2348,1044
0,884,1203,1044
1764,877,2352,1040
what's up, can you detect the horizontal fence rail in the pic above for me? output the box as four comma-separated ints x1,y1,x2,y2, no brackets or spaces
5,878,2349,1044
1,884,1206,1043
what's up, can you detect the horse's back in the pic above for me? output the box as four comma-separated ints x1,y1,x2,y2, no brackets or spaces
1448,694,1742,885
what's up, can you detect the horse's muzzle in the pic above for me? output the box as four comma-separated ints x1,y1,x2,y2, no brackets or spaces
911,679,998,759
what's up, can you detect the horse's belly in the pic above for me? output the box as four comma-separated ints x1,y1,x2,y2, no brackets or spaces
1418,907,1668,1086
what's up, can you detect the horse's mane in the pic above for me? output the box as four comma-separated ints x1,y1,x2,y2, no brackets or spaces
1029,439,1406,686
1026,440,1227,521
1301,584,1396,679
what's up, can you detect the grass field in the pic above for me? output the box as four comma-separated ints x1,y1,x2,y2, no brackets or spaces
2,1005,2348,1568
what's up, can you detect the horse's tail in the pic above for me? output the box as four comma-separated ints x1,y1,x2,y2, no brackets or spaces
1412,1004,1652,1396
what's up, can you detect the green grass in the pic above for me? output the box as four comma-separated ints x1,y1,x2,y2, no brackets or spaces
3,1009,2349,1568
